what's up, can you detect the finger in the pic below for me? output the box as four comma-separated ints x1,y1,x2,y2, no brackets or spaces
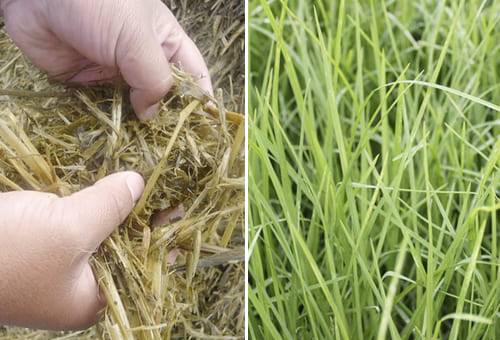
168,35,213,95
158,9,213,95
116,26,174,120
66,64,119,85
62,264,105,330
61,171,144,248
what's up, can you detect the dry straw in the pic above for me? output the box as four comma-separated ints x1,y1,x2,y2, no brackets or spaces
0,1,244,339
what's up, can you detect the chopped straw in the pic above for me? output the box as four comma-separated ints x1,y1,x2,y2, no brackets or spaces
0,0,244,339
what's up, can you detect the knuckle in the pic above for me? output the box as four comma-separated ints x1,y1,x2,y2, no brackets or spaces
163,24,185,58
50,197,88,247
36,195,79,248
103,190,127,226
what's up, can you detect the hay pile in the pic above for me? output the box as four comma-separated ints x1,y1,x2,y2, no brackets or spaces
0,1,244,339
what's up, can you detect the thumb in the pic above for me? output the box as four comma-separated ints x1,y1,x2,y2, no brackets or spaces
61,171,144,248
116,26,174,120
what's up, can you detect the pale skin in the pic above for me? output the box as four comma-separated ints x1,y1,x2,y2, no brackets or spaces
0,0,212,330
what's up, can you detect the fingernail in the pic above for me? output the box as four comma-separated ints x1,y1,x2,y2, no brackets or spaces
126,173,145,202
142,103,159,120
200,78,214,96
205,100,216,110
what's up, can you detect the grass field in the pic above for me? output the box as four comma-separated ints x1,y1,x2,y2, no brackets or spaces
248,0,500,339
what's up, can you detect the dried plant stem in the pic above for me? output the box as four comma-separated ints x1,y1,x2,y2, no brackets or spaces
0,172,22,191
0,119,53,185
134,100,200,214
0,88,69,98
99,266,134,340
203,104,244,125
228,120,245,173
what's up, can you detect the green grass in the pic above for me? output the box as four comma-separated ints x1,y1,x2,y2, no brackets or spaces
248,0,500,339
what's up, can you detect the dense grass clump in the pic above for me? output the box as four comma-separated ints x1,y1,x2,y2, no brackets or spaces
249,0,499,339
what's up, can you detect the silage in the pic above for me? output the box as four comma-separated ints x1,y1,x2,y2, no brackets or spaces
0,0,244,339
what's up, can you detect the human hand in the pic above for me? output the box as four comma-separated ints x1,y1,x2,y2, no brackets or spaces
0,172,144,330
1,0,212,120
